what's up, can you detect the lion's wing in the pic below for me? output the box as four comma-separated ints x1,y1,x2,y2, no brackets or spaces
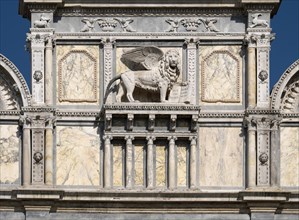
121,46,164,71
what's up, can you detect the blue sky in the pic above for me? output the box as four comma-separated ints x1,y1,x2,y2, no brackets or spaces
0,0,298,90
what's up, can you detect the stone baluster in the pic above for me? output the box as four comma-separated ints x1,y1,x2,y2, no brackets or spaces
189,136,197,188
103,135,113,188
146,136,156,188
168,136,177,189
125,135,134,188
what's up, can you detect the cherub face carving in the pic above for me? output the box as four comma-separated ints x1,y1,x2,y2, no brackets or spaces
259,152,268,165
33,152,43,164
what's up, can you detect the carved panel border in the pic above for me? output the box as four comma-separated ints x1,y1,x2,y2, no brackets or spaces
201,50,241,103
58,49,98,103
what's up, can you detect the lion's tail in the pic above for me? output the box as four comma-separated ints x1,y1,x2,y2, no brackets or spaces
103,74,122,104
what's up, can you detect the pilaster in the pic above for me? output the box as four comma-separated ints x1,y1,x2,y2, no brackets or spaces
168,136,177,189
146,136,155,188
103,135,113,188
125,135,134,188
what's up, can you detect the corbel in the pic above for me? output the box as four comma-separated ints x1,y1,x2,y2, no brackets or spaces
105,113,112,131
148,114,155,131
127,114,134,131
169,114,177,131
191,114,199,132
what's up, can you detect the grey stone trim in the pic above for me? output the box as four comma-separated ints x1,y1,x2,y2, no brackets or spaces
104,104,200,111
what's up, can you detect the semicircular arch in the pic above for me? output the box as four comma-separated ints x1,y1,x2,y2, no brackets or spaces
271,59,299,112
0,53,31,110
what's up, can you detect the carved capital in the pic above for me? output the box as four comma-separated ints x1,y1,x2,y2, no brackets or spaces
146,136,156,145
125,135,134,143
105,113,112,131
184,38,200,47
103,135,113,143
127,114,134,131
101,37,116,47
45,116,56,128
168,136,177,144
244,34,258,47
191,114,199,132
189,136,197,145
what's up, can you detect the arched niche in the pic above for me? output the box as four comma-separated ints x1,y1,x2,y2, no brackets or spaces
271,59,299,113
0,53,31,110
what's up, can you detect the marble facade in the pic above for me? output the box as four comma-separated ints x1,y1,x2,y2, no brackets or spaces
0,0,298,219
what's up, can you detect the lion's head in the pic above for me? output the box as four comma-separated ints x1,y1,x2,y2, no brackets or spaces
161,49,180,82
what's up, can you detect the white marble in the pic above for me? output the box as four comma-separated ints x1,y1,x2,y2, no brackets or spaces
0,125,20,184
56,126,100,186
280,127,299,187
56,45,99,104
199,45,242,105
199,127,244,187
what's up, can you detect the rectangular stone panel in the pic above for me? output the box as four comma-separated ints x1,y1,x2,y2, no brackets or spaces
280,127,299,187
56,126,100,186
134,144,144,186
199,45,243,105
199,127,244,187
0,125,20,184
113,143,123,187
56,45,100,105
177,142,188,187
156,144,166,187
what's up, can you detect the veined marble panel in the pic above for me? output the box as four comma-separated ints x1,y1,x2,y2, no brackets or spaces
56,126,100,186
113,144,123,187
199,45,242,105
134,145,144,186
280,127,299,187
177,144,187,187
0,125,20,184
156,145,166,187
199,127,243,187
56,45,99,105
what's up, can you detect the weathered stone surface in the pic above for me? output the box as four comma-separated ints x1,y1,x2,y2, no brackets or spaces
56,45,100,104
280,127,299,187
199,127,244,187
56,126,100,186
0,125,20,184
199,45,242,105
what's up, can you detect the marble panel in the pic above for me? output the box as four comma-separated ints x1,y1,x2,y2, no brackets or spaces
56,126,100,186
0,125,20,184
156,145,166,187
56,45,99,105
280,127,299,187
199,127,244,187
113,144,123,187
199,45,242,105
134,145,144,186
177,144,187,187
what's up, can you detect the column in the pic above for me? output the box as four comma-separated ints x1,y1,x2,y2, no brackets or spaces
246,118,257,188
189,136,197,188
103,38,115,104
21,118,31,186
45,117,55,185
103,135,113,188
246,34,257,108
270,117,281,187
146,136,155,188
45,34,54,105
168,136,177,189
125,135,134,188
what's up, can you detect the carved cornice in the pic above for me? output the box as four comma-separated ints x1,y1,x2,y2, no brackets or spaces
245,109,280,115
103,104,200,111
0,110,21,116
22,107,55,113
56,111,100,117
27,4,57,13
0,54,31,106
199,113,244,118
55,8,245,17
281,113,299,118
245,4,275,13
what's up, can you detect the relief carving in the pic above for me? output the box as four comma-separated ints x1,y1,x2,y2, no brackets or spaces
165,17,220,32
105,46,186,103
80,17,100,32
200,47,241,103
250,13,269,28
33,13,51,28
